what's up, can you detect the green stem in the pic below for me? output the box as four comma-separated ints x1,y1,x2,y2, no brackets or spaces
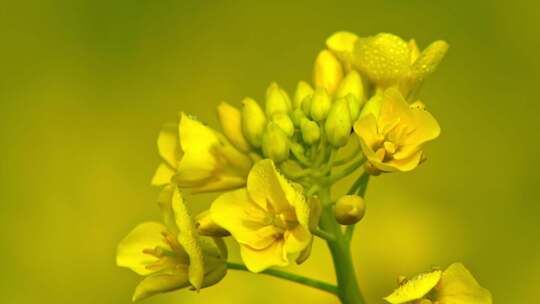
318,188,365,304
345,173,370,243
326,157,365,184
226,262,338,295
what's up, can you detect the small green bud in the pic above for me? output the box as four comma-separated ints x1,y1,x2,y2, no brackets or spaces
325,98,352,147
241,97,267,147
300,118,321,144
334,195,366,225
195,210,230,237
346,94,361,121
266,82,291,116
301,95,313,117
310,87,331,121
335,70,364,102
293,81,314,109
291,108,306,127
262,122,290,163
271,113,294,137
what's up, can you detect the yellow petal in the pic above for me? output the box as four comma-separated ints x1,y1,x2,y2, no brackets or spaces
354,114,380,153
378,89,414,130
175,113,219,185
210,188,276,249
436,263,492,304
116,222,170,276
132,269,190,302
284,225,311,254
247,159,291,212
157,123,181,168
384,270,442,304
326,31,359,67
353,33,411,87
171,187,204,290
404,108,441,146
240,241,288,273
217,101,251,152
383,150,424,172
157,185,178,235
151,163,175,186
188,175,247,194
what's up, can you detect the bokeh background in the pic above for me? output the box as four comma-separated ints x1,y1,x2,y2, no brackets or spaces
1,0,539,303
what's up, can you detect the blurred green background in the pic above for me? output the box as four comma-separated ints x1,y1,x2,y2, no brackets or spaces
1,0,538,303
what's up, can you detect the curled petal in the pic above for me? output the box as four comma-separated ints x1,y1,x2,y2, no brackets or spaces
116,222,170,276
132,269,190,302
239,241,288,273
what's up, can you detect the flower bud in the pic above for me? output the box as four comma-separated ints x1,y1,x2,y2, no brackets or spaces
294,81,314,109
335,70,364,103
271,113,294,137
310,87,331,122
266,82,291,116
301,95,313,117
326,31,359,69
313,50,344,95
262,122,290,163
325,98,352,147
291,108,306,127
334,195,366,225
300,118,320,144
346,94,362,121
195,210,230,237
217,101,251,152
359,94,383,119
241,97,267,147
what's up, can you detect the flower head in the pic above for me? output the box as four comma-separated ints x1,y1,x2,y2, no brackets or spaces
384,263,492,304
210,159,314,272
354,88,440,174
117,186,227,301
151,113,253,193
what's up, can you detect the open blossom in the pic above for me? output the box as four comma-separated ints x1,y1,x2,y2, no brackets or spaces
384,263,492,304
210,159,313,272
151,112,253,193
116,186,227,301
354,88,440,174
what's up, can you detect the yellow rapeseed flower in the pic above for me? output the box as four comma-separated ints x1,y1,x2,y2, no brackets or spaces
384,263,492,304
151,113,253,193
116,186,227,301
354,88,440,174
210,159,312,272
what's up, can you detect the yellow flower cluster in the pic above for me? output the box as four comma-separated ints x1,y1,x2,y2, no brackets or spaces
116,30,492,304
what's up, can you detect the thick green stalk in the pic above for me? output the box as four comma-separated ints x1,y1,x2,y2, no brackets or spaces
318,188,365,304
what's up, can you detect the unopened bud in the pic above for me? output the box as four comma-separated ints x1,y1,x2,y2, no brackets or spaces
301,95,313,117
195,210,230,237
300,118,320,144
313,50,344,95
291,108,306,127
271,113,294,137
241,97,267,147
310,87,331,121
411,40,449,82
266,82,291,116
262,122,290,163
217,101,251,152
346,94,361,121
326,31,359,69
334,195,366,225
325,98,352,147
335,70,364,102
294,81,314,109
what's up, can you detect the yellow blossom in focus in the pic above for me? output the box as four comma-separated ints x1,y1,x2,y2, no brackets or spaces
384,263,492,304
116,186,227,301
354,88,440,174
151,113,253,193
210,159,313,272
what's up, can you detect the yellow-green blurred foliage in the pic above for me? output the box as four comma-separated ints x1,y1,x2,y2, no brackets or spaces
1,0,538,303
